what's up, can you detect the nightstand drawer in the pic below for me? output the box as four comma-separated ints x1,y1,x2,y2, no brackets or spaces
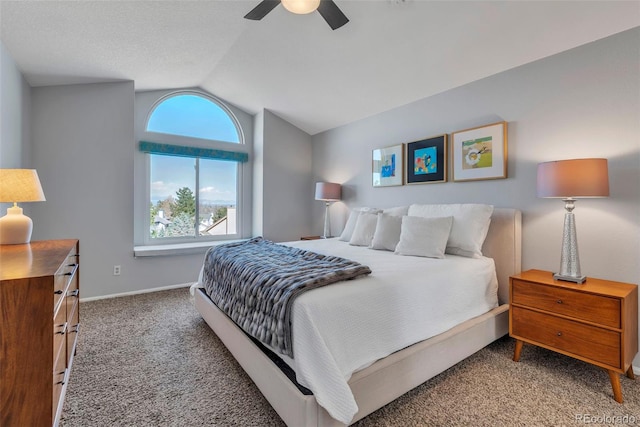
512,306,621,368
512,279,621,328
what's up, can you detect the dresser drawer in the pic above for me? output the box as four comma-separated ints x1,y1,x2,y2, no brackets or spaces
54,261,78,310
52,368,67,421
512,279,621,328
53,304,67,369
512,306,621,368
66,291,80,364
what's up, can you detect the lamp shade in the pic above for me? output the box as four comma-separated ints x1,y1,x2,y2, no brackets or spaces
315,182,341,201
281,0,320,14
0,169,46,202
537,158,609,198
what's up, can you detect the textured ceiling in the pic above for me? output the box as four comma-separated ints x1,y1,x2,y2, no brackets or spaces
1,1,638,135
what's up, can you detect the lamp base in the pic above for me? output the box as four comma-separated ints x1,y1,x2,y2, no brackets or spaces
553,272,586,284
322,202,332,239
0,205,33,245
555,205,585,284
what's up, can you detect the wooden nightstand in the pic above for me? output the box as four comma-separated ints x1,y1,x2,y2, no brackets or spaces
301,236,322,240
509,269,638,403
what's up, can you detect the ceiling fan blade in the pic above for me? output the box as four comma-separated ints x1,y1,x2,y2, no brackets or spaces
244,0,281,20
317,0,349,30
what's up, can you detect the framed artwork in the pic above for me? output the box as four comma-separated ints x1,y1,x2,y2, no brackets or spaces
406,134,447,184
372,144,404,187
451,121,507,182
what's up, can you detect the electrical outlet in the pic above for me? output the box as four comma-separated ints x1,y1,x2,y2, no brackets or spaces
113,265,121,276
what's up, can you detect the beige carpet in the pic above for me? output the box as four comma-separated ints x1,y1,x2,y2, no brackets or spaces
61,288,640,426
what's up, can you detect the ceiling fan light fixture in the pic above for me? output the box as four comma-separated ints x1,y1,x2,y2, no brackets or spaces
281,0,321,14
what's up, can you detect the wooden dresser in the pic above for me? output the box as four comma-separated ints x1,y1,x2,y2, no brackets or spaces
1,239,80,426
510,269,638,403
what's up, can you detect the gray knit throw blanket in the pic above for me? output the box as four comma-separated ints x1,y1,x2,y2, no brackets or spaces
202,237,371,357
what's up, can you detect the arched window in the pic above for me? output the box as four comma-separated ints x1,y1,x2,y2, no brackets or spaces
147,94,240,143
139,92,247,243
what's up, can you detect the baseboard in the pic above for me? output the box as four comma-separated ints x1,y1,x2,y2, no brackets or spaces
80,282,194,302
634,365,639,376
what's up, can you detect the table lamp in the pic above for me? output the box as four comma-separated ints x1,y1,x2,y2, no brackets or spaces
0,169,46,244
537,158,609,283
315,182,341,239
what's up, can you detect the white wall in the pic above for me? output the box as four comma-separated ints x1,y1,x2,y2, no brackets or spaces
312,28,640,364
254,109,313,242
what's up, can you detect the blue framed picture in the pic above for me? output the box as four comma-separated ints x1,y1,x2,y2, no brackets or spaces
372,144,404,187
406,135,447,184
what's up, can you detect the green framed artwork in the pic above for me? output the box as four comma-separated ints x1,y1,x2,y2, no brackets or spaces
451,121,507,182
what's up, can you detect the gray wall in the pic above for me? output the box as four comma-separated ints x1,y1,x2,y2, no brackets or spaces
0,42,32,216
254,109,313,242
311,28,640,364
29,82,205,299
26,82,311,299
252,110,265,237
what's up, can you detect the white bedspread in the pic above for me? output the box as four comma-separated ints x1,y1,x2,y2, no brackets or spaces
273,238,499,424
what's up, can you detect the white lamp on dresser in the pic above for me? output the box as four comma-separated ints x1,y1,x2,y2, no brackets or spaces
0,169,46,244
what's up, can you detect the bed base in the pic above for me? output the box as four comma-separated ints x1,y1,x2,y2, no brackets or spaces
194,208,521,426
196,288,508,426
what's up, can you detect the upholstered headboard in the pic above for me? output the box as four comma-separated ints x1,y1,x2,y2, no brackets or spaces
482,208,522,305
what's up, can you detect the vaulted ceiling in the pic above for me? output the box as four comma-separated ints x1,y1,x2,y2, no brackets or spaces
1,1,638,135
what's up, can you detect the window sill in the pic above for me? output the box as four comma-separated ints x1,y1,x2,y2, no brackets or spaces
134,239,246,257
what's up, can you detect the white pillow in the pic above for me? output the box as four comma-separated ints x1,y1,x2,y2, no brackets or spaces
395,216,453,259
349,212,379,247
407,204,493,258
370,213,402,251
338,210,360,242
382,206,409,217
339,207,379,242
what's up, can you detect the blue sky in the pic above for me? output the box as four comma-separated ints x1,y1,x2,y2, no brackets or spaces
147,94,239,143
147,94,239,205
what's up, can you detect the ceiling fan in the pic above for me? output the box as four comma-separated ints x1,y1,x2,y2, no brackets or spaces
244,0,349,30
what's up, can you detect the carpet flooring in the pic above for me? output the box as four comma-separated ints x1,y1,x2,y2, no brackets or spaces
61,287,640,426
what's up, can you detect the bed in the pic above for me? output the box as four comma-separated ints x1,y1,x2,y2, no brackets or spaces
194,207,521,426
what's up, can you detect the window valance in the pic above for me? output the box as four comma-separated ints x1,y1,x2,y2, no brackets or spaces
139,141,248,163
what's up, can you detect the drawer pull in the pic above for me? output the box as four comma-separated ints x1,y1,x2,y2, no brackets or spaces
557,331,563,337
55,379,65,386
55,323,67,335
54,290,64,295
69,324,80,334
68,289,80,298
556,300,563,304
